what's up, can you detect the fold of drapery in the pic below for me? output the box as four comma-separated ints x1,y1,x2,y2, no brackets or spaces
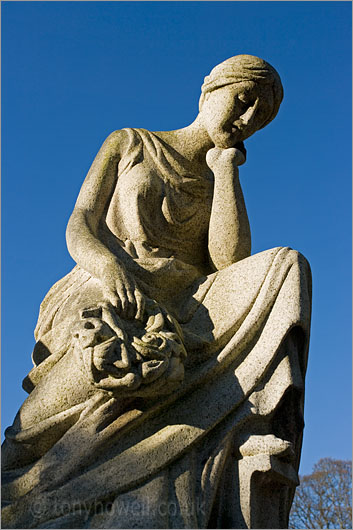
2,246,311,529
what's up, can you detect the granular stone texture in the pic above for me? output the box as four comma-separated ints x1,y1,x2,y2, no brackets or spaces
2,54,311,529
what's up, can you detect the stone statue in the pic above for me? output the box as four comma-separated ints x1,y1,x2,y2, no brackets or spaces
2,55,312,529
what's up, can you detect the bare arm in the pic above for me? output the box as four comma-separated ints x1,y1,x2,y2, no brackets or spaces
206,147,251,271
66,131,122,277
66,130,144,319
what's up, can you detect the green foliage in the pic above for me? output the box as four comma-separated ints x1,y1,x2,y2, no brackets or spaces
289,458,352,529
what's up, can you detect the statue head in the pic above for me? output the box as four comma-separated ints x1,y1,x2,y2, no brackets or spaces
198,54,283,148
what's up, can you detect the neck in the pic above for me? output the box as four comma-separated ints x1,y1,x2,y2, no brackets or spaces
155,115,214,168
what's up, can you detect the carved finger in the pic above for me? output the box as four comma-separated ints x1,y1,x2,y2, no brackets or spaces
206,147,222,169
126,289,137,320
107,290,122,315
117,286,129,319
135,290,145,321
103,288,119,309
114,297,123,316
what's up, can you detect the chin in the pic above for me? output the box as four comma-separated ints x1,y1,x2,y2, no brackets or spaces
212,130,240,149
214,137,238,149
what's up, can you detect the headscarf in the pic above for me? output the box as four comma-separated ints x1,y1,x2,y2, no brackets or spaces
199,54,284,129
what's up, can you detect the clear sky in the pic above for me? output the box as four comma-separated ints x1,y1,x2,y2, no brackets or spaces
2,1,352,476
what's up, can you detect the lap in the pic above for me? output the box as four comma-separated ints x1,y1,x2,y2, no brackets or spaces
179,247,306,353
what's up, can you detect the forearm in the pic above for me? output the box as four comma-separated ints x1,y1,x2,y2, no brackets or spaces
208,165,251,270
65,130,143,319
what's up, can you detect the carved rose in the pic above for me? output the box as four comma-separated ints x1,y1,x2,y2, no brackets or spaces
72,300,187,397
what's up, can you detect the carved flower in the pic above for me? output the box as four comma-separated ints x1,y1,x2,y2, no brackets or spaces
71,301,187,397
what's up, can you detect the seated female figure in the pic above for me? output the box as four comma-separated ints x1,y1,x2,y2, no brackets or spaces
2,55,312,529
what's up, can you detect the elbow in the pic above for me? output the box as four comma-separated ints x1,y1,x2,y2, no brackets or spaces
235,239,252,262
66,208,93,259
209,255,238,272
65,212,79,259
208,240,251,271
208,247,235,271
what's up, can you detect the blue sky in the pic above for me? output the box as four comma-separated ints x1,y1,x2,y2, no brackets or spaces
2,1,352,476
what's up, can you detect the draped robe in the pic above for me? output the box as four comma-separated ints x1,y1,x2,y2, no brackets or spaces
2,128,312,529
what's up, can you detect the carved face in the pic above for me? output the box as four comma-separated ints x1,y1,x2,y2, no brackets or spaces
200,81,274,148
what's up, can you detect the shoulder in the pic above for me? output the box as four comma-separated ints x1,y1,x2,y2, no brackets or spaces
101,129,131,159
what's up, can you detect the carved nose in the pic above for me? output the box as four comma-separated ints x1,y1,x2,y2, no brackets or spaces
239,107,254,126
239,98,259,127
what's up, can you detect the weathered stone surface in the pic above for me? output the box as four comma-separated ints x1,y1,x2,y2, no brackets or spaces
2,55,311,529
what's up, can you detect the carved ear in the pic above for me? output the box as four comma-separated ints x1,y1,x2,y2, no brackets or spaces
239,97,260,126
